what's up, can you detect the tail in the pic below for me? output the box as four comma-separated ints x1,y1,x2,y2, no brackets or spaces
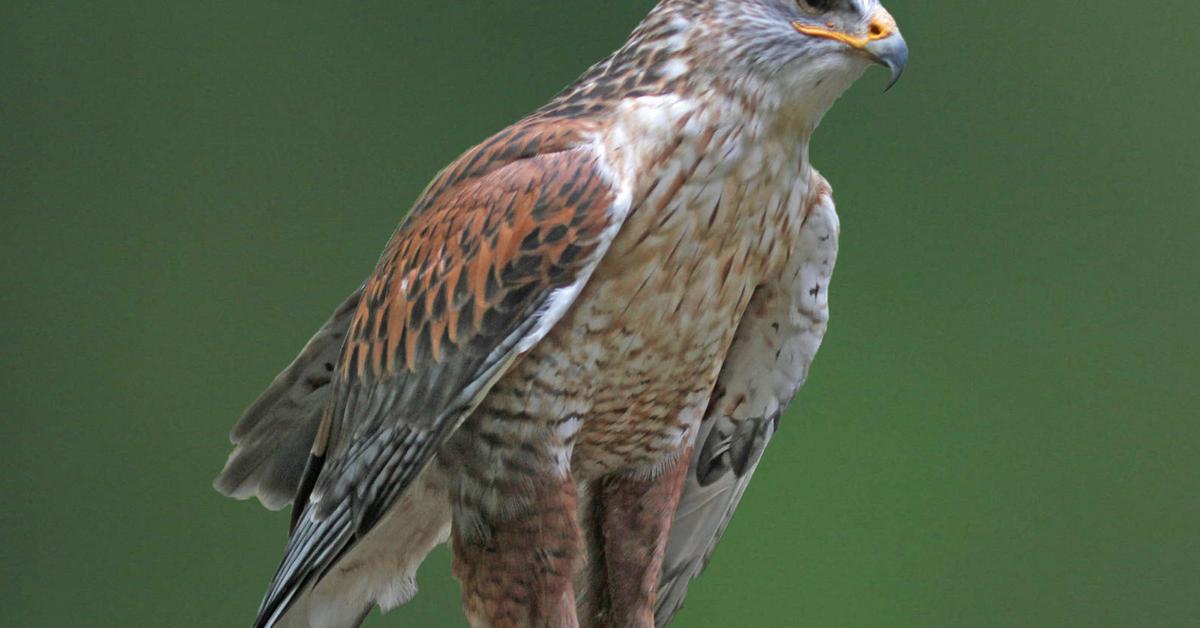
261,465,450,628
214,287,363,510
211,285,451,626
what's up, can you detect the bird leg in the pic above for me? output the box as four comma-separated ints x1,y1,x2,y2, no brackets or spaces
452,474,584,628
586,450,691,628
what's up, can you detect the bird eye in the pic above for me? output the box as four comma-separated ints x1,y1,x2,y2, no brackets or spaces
797,0,837,12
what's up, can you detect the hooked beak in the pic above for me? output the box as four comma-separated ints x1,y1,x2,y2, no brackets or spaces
793,7,908,90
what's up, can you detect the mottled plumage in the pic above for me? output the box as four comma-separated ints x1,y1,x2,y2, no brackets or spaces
215,1,907,626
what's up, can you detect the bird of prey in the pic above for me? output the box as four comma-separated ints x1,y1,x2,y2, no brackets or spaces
214,1,907,626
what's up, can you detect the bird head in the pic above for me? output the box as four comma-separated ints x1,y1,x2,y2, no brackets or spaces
786,0,908,89
642,0,908,115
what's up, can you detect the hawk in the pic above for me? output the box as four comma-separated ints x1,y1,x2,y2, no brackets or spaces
214,1,907,626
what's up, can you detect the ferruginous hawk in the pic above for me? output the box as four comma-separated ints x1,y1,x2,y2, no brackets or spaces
215,1,907,626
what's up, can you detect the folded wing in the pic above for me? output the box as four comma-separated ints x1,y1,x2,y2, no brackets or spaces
250,120,629,628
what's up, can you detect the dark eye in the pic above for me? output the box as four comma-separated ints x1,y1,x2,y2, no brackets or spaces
797,0,837,12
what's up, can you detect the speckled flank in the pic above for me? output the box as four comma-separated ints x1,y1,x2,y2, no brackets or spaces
655,173,840,625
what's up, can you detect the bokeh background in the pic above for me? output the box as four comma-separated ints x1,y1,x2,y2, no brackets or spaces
4,1,1198,626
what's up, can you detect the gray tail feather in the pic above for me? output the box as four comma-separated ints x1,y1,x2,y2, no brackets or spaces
214,286,362,510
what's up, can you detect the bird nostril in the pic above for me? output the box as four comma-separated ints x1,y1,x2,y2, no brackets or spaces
868,22,884,38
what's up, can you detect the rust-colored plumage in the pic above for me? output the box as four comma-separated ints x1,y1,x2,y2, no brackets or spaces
261,118,622,624
216,1,908,626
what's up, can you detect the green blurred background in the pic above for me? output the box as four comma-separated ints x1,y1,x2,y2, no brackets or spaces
4,1,1198,626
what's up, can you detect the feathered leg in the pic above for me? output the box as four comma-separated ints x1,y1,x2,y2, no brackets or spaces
451,474,583,628
587,451,690,628
445,397,585,628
